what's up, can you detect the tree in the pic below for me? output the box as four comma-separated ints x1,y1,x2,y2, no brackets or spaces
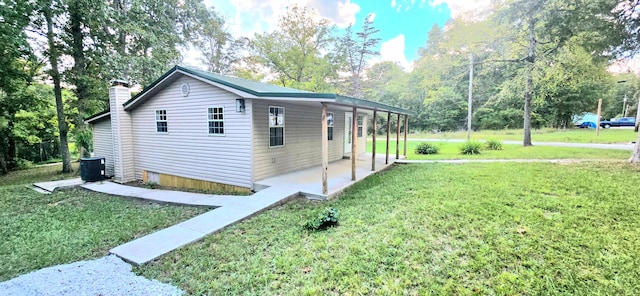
0,0,37,173
339,14,382,98
40,0,73,172
100,0,209,86
497,0,625,145
194,8,243,74
250,5,341,92
64,0,110,156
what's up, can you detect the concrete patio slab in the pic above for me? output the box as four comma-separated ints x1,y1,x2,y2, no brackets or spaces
33,177,84,193
255,153,402,199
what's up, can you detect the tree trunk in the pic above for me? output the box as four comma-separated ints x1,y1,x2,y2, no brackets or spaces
69,0,90,156
630,130,640,163
0,152,7,174
7,120,16,169
45,2,72,173
523,17,535,147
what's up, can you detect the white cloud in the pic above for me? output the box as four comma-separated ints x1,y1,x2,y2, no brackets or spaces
214,0,361,38
370,34,413,72
608,57,640,75
391,0,397,8
313,0,360,28
429,0,494,20
367,13,376,22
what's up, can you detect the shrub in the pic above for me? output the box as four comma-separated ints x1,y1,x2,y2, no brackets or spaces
459,141,483,155
303,208,339,231
16,159,34,170
145,182,159,189
415,142,439,155
485,139,503,150
74,128,93,158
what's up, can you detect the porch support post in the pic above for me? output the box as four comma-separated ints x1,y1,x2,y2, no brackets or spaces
372,109,377,171
396,113,401,159
385,112,391,164
351,107,357,181
321,103,329,195
403,115,409,157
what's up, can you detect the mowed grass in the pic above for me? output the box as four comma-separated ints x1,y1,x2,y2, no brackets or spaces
368,140,631,160
0,167,209,281
405,128,637,144
138,162,640,295
0,162,80,186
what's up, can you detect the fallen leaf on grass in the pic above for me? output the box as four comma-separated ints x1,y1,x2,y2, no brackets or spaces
302,267,311,274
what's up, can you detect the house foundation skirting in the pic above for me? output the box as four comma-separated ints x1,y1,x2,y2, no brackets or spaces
142,171,251,194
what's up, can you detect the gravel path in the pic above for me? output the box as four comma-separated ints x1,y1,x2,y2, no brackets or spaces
0,255,182,296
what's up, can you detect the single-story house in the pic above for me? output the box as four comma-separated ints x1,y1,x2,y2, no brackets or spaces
86,65,413,195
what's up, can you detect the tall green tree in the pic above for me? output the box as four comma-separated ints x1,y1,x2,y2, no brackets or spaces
250,5,341,92
194,8,243,74
339,14,382,98
497,0,624,145
0,0,34,173
34,0,72,172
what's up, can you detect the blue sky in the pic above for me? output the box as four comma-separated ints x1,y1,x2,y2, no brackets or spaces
198,0,488,70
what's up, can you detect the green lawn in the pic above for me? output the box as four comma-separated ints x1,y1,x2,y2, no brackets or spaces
0,166,209,281
0,163,80,186
138,162,640,295
402,128,638,144
368,141,631,160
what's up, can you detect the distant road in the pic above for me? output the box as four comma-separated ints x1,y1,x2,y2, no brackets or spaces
372,138,635,150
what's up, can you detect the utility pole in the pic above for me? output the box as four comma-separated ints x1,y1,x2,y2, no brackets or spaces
623,94,628,117
596,98,602,137
467,54,473,141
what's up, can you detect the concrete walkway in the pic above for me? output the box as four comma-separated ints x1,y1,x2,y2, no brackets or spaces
395,158,617,164
33,177,84,193
82,182,299,265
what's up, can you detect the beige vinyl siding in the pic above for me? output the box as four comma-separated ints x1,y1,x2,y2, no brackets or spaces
91,119,115,176
252,100,346,181
131,75,253,188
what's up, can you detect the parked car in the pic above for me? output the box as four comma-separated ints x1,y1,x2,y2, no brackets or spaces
572,112,598,128
600,117,636,128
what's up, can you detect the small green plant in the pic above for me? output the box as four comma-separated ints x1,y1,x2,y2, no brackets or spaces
459,141,483,155
74,128,93,158
303,207,339,231
485,139,503,150
145,182,159,189
15,159,33,170
415,142,439,155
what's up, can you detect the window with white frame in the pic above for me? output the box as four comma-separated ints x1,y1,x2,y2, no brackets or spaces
208,107,224,135
357,115,363,137
155,110,168,133
269,106,284,147
327,112,334,141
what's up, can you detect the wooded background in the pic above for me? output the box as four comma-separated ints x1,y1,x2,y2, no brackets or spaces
1,0,639,173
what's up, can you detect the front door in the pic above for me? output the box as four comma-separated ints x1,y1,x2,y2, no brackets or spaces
344,113,352,153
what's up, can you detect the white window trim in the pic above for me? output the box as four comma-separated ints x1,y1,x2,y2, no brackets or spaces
207,106,225,136
269,105,285,148
357,114,363,138
155,109,168,134
327,111,334,141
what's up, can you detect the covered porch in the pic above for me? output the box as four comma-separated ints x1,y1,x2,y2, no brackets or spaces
256,94,414,200
254,153,404,199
